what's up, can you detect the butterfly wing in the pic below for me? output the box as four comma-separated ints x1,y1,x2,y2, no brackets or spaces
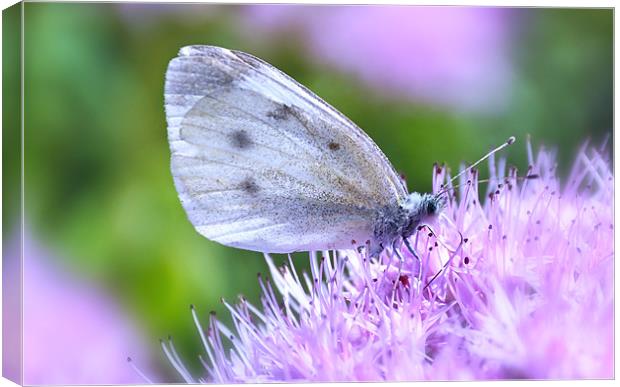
165,45,407,253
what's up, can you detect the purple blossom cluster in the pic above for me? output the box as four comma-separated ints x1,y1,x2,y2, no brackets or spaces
165,142,613,381
4,231,155,385
245,6,513,112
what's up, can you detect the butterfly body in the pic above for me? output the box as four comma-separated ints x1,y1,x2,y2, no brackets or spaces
165,45,442,255
370,193,444,256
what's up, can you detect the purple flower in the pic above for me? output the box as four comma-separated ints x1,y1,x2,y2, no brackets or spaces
244,6,513,112
5,230,156,385
165,141,613,381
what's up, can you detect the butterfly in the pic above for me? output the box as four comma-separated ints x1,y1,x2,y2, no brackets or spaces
164,45,512,257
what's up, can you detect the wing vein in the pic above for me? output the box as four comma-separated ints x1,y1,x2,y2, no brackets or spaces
179,123,310,164
207,222,287,241
201,93,316,158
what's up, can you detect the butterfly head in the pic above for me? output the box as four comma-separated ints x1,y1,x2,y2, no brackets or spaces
400,192,445,233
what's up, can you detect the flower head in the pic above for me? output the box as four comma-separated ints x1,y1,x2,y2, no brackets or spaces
164,142,613,381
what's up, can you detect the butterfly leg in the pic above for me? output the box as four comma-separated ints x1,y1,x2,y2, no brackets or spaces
423,230,464,291
390,239,405,298
403,237,422,287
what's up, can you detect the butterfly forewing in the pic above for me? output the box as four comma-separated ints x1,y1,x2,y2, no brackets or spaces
165,45,407,253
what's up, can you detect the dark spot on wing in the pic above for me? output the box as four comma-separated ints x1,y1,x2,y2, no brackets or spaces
231,130,252,149
240,177,260,195
267,104,293,120
328,142,341,151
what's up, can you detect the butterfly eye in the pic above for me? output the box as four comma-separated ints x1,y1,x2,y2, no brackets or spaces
427,201,437,214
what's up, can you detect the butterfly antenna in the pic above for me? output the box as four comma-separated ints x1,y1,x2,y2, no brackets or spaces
448,136,516,185
443,174,540,193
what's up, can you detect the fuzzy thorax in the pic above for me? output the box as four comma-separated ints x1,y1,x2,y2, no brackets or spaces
371,192,444,256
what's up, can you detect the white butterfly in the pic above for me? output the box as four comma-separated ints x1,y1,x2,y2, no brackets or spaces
165,45,446,256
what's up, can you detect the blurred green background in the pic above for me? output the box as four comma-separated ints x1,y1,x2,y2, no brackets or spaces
4,3,612,382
